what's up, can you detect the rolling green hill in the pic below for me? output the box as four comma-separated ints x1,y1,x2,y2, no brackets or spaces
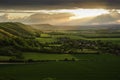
0,29,14,37
0,22,35,38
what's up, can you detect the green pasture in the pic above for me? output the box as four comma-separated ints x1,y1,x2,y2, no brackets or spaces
23,53,76,60
0,56,10,61
0,54,120,80
36,38,56,43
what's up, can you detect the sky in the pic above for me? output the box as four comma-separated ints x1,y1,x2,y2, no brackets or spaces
0,0,120,25
0,0,120,9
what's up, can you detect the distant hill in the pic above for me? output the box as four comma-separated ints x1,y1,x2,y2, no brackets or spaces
31,23,120,31
0,22,35,38
75,24,120,30
31,24,76,30
31,24,57,30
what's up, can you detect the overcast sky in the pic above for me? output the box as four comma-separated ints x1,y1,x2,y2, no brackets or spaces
0,0,120,9
0,0,120,25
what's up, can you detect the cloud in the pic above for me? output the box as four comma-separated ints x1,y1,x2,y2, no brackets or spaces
0,0,120,9
0,12,74,24
0,9,120,25
0,14,10,22
0,13,28,22
62,10,120,25
87,10,120,24
27,13,74,24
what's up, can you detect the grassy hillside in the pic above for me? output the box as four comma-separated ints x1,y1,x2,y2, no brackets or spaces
0,22,35,38
0,29,14,37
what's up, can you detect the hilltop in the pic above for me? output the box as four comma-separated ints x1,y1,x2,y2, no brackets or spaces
0,22,35,38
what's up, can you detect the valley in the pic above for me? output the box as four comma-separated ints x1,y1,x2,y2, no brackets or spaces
0,22,120,80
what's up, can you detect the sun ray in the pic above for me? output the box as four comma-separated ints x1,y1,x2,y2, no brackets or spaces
70,9,109,20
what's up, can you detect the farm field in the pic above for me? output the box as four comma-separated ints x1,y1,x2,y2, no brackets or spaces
36,35,120,41
0,54,120,80
23,53,120,61
23,52,76,60
36,37,56,43
36,32,120,45
0,56,10,61
0,30,120,61
0,23,120,80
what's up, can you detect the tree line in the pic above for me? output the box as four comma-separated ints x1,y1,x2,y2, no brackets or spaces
0,36,119,60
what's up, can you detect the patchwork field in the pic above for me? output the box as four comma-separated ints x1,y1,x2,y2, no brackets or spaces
0,27,120,80
36,32,120,45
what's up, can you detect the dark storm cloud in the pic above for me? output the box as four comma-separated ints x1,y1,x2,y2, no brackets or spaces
0,0,120,9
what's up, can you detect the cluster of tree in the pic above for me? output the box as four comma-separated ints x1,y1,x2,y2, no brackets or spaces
48,37,120,55
79,34,120,38
0,37,44,59
96,40,120,55
45,37,97,54
0,36,119,60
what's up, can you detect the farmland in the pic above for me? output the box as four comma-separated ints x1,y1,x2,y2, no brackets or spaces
23,53,75,60
0,22,120,80
0,30,120,80
0,54,120,80
0,29,120,61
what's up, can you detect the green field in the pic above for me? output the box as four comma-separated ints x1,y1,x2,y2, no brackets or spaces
0,23,120,80
36,32,120,45
23,53,76,60
0,54,120,80
36,37,56,43
23,53,120,61
0,56,10,61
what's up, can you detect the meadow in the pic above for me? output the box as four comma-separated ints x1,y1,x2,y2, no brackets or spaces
36,31,120,45
0,30,120,61
23,52,76,60
0,28,120,80
0,54,120,80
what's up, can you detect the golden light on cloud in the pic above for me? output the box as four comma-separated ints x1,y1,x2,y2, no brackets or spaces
8,13,32,19
70,9,109,20
117,20,120,23
0,8,120,25
0,9,110,20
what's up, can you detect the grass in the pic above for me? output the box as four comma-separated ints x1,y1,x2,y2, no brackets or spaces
0,22,34,37
23,52,76,60
36,37,56,43
36,32,120,44
73,54,120,61
80,33,120,38
23,52,120,61
0,31,120,80
0,54,120,80
40,33,51,38
0,56,11,61
87,38,120,41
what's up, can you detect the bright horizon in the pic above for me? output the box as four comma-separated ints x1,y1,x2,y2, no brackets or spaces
0,9,118,20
